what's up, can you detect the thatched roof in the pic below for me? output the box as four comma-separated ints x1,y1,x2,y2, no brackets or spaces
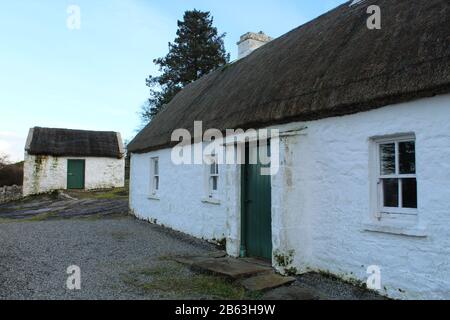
128,0,450,153
26,127,124,159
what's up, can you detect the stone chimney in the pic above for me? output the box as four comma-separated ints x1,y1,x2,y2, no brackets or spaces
237,31,273,60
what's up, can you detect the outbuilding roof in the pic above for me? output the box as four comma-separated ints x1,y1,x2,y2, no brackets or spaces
128,0,450,153
26,127,124,159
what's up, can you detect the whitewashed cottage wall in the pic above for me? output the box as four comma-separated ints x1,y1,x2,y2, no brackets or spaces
23,155,125,196
130,94,450,299
272,94,450,300
129,147,234,242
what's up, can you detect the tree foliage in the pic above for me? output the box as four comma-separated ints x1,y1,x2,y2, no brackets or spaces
141,10,230,123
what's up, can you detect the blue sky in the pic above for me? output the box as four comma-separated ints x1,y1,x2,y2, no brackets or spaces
0,0,346,161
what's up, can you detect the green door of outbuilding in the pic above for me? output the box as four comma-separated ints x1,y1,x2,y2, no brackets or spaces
67,160,85,189
242,143,272,261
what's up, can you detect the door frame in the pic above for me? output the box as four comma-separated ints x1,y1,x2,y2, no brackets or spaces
240,141,273,261
67,159,86,190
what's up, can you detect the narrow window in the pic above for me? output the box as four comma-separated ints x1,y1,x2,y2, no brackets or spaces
150,157,159,195
376,136,417,215
208,155,219,198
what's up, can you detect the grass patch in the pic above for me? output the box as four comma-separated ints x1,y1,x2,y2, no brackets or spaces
70,212,128,222
68,187,128,200
0,218,15,224
26,211,59,221
111,231,131,241
0,211,58,224
122,262,262,300
91,188,128,199
0,211,128,224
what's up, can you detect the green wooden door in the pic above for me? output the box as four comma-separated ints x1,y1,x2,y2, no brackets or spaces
67,160,85,189
242,143,272,260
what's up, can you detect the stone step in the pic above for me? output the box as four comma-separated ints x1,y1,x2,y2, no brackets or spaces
207,250,227,259
262,285,322,300
240,273,296,292
173,255,210,266
190,257,273,279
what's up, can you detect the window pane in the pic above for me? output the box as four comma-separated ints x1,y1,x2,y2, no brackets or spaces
154,176,159,190
154,159,159,175
383,178,399,207
402,178,417,208
210,161,218,175
380,143,395,175
212,176,218,191
399,141,415,174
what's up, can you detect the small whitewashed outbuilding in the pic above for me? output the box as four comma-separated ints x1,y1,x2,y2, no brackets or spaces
128,0,450,299
23,127,125,196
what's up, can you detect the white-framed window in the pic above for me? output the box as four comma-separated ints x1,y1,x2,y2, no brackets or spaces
150,157,159,196
373,134,417,217
207,154,219,198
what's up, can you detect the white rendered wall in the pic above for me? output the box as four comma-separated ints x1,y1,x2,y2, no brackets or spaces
272,94,450,300
129,146,236,242
23,155,125,196
129,93,450,299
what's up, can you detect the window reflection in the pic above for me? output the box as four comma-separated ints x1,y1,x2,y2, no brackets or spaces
399,141,415,174
380,143,395,175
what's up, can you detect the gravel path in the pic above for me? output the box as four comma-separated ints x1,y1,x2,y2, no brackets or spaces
0,217,216,300
0,192,386,300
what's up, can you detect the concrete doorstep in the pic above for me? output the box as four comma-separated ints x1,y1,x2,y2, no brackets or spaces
174,254,296,292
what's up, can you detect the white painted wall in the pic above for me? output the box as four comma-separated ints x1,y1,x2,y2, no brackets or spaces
23,155,125,196
129,147,234,242
129,93,450,299
272,94,450,300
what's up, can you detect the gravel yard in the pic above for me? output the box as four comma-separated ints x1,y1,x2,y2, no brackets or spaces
0,216,222,300
0,191,386,300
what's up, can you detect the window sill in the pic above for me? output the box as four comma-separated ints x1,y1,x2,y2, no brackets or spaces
362,222,427,238
201,198,221,205
148,195,160,201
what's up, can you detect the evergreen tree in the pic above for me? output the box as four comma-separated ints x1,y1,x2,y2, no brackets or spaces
141,10,230,123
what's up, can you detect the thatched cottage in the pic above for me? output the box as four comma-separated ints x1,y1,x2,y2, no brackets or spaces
23,127,125,196
128,0,450,299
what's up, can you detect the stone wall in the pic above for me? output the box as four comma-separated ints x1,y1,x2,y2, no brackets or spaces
0,185,23,203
